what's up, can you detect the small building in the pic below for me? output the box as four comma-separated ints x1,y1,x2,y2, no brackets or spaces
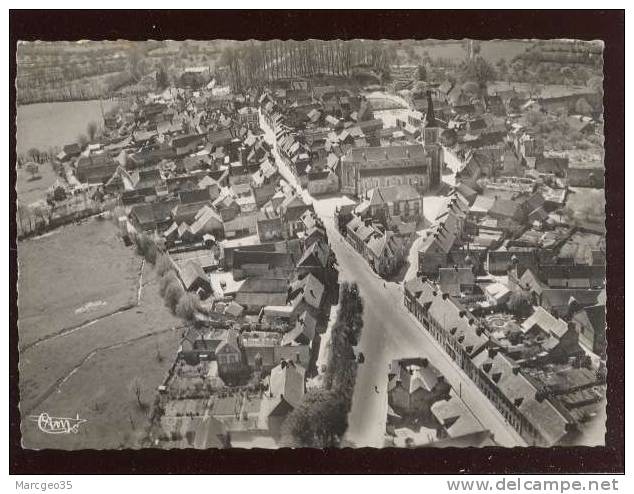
179,260,212,299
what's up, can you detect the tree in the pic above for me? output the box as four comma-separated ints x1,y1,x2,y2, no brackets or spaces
25,162,39,180
155,254,175,277
159,270,179,297
87,121,98,141
587,75,603,94
77,134,89,149
127,45,146,82
129,377,145,410
156,64,169,90
506,290,533,318
440,128,458,147
281,389,348,447
176,292,202,321
525,110,545,128
416,64,427,81
574,97,593,116
27,148,40,163
462,56,497,96
164,280,185,314
52,185,67,202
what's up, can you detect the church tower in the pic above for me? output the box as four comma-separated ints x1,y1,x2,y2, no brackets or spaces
422,90,442,189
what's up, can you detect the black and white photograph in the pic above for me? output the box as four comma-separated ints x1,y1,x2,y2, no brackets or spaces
9,8,626,480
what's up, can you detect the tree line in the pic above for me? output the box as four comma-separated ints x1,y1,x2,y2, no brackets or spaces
220,40,394,92
281,281,364,447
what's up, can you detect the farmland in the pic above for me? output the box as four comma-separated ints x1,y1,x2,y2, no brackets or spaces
18,220,184,449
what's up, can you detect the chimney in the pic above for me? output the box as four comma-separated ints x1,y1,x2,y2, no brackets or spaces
514,397,524,407
459,310,466,318
488,348,498,359
432,290,438,297
442,293,449,300
512,366,520,375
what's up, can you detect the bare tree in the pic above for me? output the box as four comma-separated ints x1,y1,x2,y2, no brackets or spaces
87,121,98,141
130,377,145,409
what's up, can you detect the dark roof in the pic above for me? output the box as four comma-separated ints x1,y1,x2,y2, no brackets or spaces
345,144,426,163
171,133,203,148
179,188,212,204
489,198,523,220
238,277,288,294
233,250,294,270
180,260,209,290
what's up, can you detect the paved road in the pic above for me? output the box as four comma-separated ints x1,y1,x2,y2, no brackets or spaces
318,210,526,448
259,110,526,447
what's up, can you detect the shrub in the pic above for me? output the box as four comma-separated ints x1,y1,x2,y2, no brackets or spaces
176,292,201,321
155,254,175,277
159,270,178,297
164,280,185,314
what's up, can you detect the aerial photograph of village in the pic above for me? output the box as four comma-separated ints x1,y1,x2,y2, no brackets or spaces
16,38,607,450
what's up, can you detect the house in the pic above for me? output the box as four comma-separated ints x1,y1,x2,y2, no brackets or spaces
471,350,574,447
75,154,118,184
365,230,408,278
279,194,314,237
417,199,466,277
431,391,488,442
488,198,525,223
257,215,284,242
258,360,305,440
179,260,212,298
57,143,82,161
234,278,289,314
484,282,512,307
189,205,223,239
368,184,423,222
388,358,450,417
281,310,317,346
572,301,606,356
215,329,243,376
295,238,331,279
214,195,241,222
129,200,179,232
403,279,489,378
438,267,476,298
193,415,231,449
521,307,582,359
232,249,295,281
288,273,325,310
487,250,539,276
171,133,204,156
223,213,258,239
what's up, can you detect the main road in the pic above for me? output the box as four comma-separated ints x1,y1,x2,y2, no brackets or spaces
258,111,526,448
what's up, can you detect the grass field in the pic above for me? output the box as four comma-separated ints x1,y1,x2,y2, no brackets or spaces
16,163,59,206
17,220,141,349
18,220,185,449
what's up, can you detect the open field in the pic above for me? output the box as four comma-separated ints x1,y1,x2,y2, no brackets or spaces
16,99,118,156
19,242,184,450
16,163,59,206
17,220,141,349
